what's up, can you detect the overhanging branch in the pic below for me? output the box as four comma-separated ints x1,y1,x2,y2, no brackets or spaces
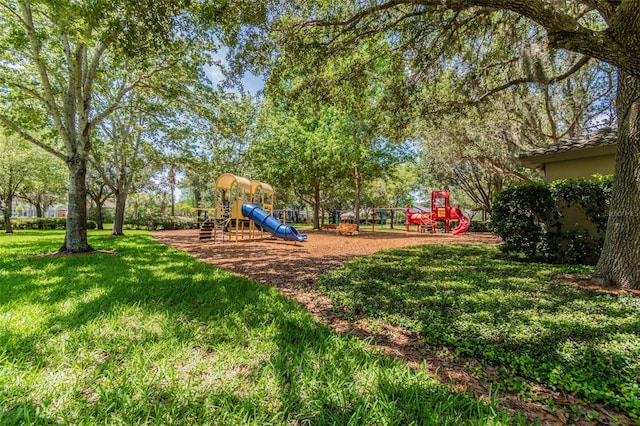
0,113,66,162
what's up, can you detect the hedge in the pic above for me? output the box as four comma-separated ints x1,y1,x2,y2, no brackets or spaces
0,218,97,230
491,175,613,265
124,215,196,231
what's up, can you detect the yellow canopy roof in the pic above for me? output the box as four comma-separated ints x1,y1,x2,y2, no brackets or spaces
250,180,274,195
215,174,252,193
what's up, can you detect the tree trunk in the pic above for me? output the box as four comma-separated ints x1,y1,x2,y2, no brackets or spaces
3,196,13,234
112,190,127,236
313,182,321,230
61,158,93,253
194,188,202,218
353,166,361,232
35,203,43,218
87,191,105,230
390,209,395,229
95,201,104,230
592,71,640,288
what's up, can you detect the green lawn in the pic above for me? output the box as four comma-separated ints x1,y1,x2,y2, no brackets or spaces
1,230,520,425
318,245,640,419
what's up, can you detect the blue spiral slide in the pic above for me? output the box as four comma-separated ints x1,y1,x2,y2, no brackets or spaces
241,204,307,242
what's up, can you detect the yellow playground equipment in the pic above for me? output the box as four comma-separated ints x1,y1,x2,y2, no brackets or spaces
198,174,274,242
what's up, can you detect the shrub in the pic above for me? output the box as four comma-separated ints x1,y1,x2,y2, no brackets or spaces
9,217,67,230
88,206,115,224
468,220,491,233
492,176,612,265
491,183,560,261
124,215,195,231
551,174,613,234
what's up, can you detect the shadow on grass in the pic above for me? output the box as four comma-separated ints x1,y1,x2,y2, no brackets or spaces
317,244,640,417
0,233,520,424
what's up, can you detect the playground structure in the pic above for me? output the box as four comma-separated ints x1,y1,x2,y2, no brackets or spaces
405,190,470,235
198,174,307,243
327,190,469,235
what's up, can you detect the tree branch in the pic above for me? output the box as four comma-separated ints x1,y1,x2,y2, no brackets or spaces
575,0,619,23
0,75,49,105
0,113,66,161
475,155,531,181
90,63,174,129
425,55,593,116
299,0,639,77
18,1,66,138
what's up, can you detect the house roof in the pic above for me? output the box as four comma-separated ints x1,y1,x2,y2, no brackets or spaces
520,127,617,160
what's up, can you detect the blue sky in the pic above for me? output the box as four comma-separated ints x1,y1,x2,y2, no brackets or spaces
203,48,264,95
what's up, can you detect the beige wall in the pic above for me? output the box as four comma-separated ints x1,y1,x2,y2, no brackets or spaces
544,154,615,182
520,146,614,237
544,154,614,238
559,203,600,238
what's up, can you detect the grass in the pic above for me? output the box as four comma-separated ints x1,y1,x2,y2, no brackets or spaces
0,230,521,425
317,245,640,419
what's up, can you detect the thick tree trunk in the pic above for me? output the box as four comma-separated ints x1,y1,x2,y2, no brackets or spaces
61,158,93,253
592,72,640,288
111,190,127,236
35,203,43,218
3,196,13,234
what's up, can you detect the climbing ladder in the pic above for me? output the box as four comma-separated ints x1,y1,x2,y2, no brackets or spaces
198,219,217,241
198,218,233,242
199,201,233,242
418,216,436,233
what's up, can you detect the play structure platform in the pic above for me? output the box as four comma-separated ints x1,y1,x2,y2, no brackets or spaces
198,174,306,243
404,190,470,234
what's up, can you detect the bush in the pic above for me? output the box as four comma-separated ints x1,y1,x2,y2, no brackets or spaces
88,206,115,224
468,220,491,233
124,215,195,231
551,174,612,234
492,176,612,265
0,218,104,231
8,217,67,230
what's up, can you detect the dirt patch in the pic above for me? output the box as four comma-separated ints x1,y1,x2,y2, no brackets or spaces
152,228,498,288
151,229,633,425
33,249,117,258
555,273,640,298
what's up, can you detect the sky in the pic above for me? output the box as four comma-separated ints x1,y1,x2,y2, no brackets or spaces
203,48,265,95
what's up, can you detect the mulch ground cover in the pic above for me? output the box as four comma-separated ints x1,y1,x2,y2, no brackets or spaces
151,228,633,425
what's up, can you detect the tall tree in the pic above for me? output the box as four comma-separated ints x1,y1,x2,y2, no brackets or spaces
261,37,410,230
0,1,193,252
0,132,46,232
235,0,640,288
0,1,260,252
18,148,67,218
250,102,352,229
90,91,156,236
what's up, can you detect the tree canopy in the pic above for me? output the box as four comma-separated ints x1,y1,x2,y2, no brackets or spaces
0,0,263,252
230,0,640,288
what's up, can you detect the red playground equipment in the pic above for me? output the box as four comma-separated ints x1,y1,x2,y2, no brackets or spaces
405,190,470,235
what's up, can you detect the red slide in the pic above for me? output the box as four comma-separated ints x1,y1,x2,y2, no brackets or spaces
450,206,470,235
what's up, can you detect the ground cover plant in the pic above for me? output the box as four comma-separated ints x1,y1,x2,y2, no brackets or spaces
0,230,521,425
318,245,640,420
